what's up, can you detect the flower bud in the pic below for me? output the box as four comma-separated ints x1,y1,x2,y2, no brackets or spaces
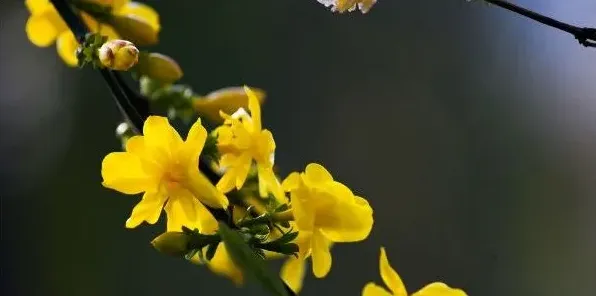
151,232,190,257
109,15,159,46
192,87,266,123
137,53,183,84
98,39,139,71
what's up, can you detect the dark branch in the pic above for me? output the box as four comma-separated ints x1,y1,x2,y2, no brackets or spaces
482,0,596,48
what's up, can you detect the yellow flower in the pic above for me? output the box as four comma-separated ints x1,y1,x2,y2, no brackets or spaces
101,116,228,232
25,0,159,66
215,86,284,201
280,163,374,292
192,87,266,124
316,0,377,13
362,247,467,296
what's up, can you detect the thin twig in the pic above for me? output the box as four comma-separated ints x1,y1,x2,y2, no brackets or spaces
482,0,596,47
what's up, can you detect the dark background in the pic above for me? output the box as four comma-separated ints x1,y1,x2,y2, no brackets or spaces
1,0,595,295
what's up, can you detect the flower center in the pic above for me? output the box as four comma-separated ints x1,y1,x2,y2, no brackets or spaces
162,162,186,190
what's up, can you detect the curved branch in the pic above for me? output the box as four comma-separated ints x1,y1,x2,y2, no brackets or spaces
482,0,596,48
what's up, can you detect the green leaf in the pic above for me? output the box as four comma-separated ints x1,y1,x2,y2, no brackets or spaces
275,231,299,245
257,242,299,256
184,248,200,261
205,243,218,261
218,222,289,296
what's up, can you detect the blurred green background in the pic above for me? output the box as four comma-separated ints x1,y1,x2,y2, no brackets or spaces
1,0,595,295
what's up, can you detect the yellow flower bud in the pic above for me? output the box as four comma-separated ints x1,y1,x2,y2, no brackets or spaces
192,87,266,123
98,39,139,71
109,14,159,46
137,53,183,84
151,232,190,257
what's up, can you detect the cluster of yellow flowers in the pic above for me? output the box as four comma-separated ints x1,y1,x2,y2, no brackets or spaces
25,1,467,295
101,86,465,295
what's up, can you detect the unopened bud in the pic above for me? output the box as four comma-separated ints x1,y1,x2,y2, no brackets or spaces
110,15,159,46
137,53,183,84
151,232,190,257
192,87,266,123
98,40,139,71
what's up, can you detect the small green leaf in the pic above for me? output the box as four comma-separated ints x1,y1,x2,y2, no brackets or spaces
185,248,200,261
205,243,218,261
257,243,299,256
275,231,299,245
218,222,289,296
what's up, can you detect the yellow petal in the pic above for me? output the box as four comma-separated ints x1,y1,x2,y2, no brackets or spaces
294,230,314,258
101,152,153,194
303,163,334,187
125,135,144,154
329,180,355,200
99,24,121,40
26,0,50,14
281,256,307,294
26,14,59,47
164,194,218,234
164,196,194,232
110,0,130,11
125,135,163,175
193,197,219,234
256,130,276,162
281,172,301,191
180,117,207,167
318,196,373,242
117,2,160,30
412,282,467,296
258,165,286,202
56,31,79,66
379,247,408,296
288,185,316,232
233,152,252,189
362,283,393,296
125,192,167,228
311,232,332,278
216,168,237,194
170,188,198,222
142,116,183,162
208,243,244,285
186,166,229,209
258,166,268,198
244,86,262,131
